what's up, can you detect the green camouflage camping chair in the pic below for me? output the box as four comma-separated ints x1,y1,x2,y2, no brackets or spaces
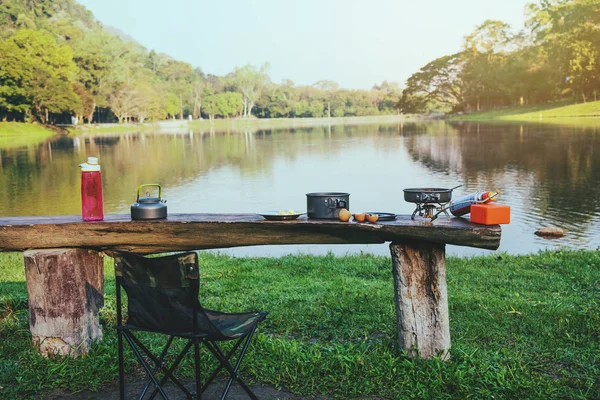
113,251,267,400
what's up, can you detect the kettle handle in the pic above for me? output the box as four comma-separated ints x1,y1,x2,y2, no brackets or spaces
136,184,162,201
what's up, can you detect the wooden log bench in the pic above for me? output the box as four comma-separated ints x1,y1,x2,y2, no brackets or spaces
0,214,501,359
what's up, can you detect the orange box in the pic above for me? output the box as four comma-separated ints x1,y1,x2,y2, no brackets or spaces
470,203,510,225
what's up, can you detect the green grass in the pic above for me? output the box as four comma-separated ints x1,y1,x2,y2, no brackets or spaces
1,250,599,399
70,115,406,135
0,122,58,136
69,123,162,134
451,100,600,124
0,122,58,149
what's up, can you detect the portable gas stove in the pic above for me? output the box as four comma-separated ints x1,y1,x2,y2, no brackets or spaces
411,202,450,220
403,186,461,221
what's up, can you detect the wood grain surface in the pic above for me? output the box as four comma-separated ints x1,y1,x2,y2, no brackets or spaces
390,242,450,359
0,214,501,253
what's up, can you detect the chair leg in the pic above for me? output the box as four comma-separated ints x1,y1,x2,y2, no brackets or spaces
118,330,125,400
126,333,193,399
225,328,257,399
206,342,257,400
220,328,258,400
123,332,170,400
147,340,194,400
195,340,202,400
200,334,246,392
203,328,259,400
139,336,175,400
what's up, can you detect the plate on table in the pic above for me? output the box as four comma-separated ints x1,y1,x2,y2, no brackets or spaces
364,212,397,221
258,211,305,221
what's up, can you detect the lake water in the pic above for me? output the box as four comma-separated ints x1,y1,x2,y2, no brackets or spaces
0,121,598,257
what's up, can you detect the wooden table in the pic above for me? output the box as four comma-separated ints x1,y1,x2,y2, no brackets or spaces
0,214,501,359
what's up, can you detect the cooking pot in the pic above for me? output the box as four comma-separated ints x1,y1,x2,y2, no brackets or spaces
131,184,167,220
306,192,350,219
403,185,462,204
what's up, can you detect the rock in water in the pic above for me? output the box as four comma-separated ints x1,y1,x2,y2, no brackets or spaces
535,227,565,237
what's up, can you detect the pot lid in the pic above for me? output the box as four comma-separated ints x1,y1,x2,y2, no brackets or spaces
306,192,350,196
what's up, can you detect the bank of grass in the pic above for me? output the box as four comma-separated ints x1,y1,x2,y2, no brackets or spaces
69,123,162,134
1,250,598,399
0,122,59,136
0,122,59,149
71,115,406,135
451,100,600,124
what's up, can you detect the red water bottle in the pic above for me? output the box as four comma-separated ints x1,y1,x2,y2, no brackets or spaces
79,157,104,221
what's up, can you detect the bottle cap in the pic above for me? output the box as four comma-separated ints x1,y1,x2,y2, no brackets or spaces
79,157,101,172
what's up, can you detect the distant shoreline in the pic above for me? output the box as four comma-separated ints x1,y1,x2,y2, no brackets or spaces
4,108,600,140
67,114,414,134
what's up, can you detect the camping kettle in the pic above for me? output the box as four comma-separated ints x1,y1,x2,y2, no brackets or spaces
131,184,167,220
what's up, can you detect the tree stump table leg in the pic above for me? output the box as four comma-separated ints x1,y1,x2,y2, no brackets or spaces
24,249,104,357
389,242,450,360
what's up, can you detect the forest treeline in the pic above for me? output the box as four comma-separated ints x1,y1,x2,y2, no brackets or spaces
1,0,597,125
0,0,401,124
403,0,600,113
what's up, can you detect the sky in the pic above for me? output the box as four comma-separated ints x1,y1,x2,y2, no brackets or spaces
79,0,530,89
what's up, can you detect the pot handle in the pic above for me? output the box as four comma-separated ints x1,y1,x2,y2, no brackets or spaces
422,193,440,202
137,184,162,201
325,198,347,209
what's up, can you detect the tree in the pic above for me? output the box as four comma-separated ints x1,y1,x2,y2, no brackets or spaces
146,50,170,75
228,63,271,117
291,100,309,117
191,79,205,119
398,91,429,114
0,42,30,117
0,29,79,122
528,0,600,102
30,68,80,123
403,53,464,110
72,81,94,123
160,59,195,119
166,93,181,120
109,85,135,123
258,81,294,118
1,0,428,123
308,100,324,117
71,29,117,123
202,94,217,121
461,20,515,110
313,80,339,91
373,81,402,113
313,80,339,117
216,92,243,118
397,1,600,113
464,19,513,54
131,84,162,123
201,92,243,119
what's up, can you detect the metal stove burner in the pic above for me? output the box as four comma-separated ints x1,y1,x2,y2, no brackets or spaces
411,203,450,221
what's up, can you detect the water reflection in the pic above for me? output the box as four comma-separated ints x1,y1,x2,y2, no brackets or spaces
0,121,598,256
404,122,600,225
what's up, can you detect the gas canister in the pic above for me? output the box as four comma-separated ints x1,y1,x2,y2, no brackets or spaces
449,190,499,217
